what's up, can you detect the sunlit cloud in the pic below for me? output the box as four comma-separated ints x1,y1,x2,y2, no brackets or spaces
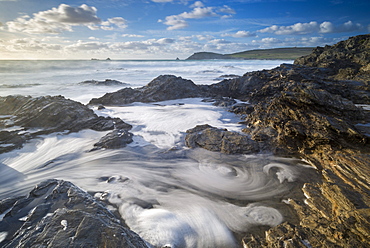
122,34,145,38
221,30,257,38
4,4,127,34
159,1,235,30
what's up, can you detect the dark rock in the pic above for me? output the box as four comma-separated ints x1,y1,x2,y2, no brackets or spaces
79,79,128,86
92,129,134,150
89,75,209,106
185,124,259,154
294,34,370,81
0,179,148,248
243,86,367,155
0,95,131,153
201,97,237,107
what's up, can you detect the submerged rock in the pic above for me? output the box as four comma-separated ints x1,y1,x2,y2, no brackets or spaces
0,179,148,248
79,79,129,86
185,124,259,154
89,75,209,106
0,95,132,153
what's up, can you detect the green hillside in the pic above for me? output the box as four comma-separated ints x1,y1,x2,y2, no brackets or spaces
229,47,314,60
186,47,314,60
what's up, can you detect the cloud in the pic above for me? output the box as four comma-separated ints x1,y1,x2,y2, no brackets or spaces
259,20,363,35
122,34,145,38
151,0,173,2
221,30,256,38
108,17,127,28
160,1,235,30
259,21,319,35
65,40,109,51
3,38,63,52
159,15,188,30
4,4,127,34
34,4,101,24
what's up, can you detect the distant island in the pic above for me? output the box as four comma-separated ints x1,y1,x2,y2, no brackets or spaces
186,47,314,60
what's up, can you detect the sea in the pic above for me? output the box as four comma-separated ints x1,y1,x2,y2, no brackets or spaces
0,59,316,247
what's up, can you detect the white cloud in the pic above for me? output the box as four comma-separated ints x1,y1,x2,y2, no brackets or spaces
151,0,173,2
122,34,145,38
4,4,128,34
259,20,364,35
65,40,109,51
159,15,188,30
190,1,204,8
34,4,101,24
5,4,101,34
108,17,128,29
259,21,319,35
160,2,235,30
222,30,256,38
4,38,63,52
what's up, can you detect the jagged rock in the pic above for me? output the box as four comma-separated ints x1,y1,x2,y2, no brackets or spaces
79,79,129,86
92,129,134,150
0,95,132,153
294,34,370,81
238,35,370,248
185,124,259,154
0,179,148,248
243,86,368,155
89,75,209,106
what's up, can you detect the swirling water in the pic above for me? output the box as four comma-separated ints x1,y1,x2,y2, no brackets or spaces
0,59,316,247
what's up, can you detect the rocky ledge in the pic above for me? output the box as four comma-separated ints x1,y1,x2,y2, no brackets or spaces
89,75,209,106
0,179,148,247
184,35,370,247
0,95,132,153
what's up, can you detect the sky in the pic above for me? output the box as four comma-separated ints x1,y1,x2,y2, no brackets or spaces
0,0,369,59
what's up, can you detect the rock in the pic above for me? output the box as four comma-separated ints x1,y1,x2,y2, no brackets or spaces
185,124,259,154
294,34,370,81
0,95,132,153
243,86,367,155
89,75,209,106
92,129,134,150
0,179,148,248
238,35,370,248
208,63,370,104
79,79,128,86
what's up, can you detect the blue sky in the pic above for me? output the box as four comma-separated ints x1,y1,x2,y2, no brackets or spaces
0,0,369,59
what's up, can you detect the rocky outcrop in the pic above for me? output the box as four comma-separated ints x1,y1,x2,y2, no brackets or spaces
0,179,148,248
208,63,370,104
89,75,209,106
231,37,370,247
185,124,259,154
92,129,133,150
294,34,370,81
0,95,132,153
79,79,129,86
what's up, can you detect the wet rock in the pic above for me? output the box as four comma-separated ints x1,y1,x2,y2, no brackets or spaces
0,179,148,248
92,129,134,150
243,86,368,155
79,79,129,86
0,95,131,153
185,124,259,154
89,75,209,106
239,34,370,248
